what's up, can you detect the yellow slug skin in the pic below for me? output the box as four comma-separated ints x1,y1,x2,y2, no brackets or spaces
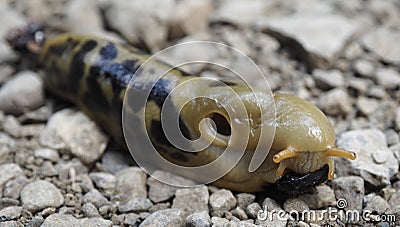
32,34,355,193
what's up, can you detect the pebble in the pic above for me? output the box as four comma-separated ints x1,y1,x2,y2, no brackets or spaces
139,208,184,227
28,216,44,227
100,146,134,174
89,172,116,196
364,193,389,214
54,159,88,181
388,191,400,207
147,170,195,203
361,27,400,63
39,161,58,177
34,148,59,163
20,180,64,213
231,207,248,220
211,216,230,226
81,203,100,218
115,167,147,200
209,189,237,217
331,176,364,211
0,163,23,187
256,13,360,69
348,77,370,93
356,97,379,116
124,213,140,225
172,186,209,218
318,88,352,115
3,176,28,199
353,58,375,77
104,0,174,51
0,71,44,115
385,129,399,146
83,189,109,209
312,69,344,89
336,129,398,186
395,107,400,131
186,211,211,227
375,67,400,90
212,0,267,26
0,206,22,222
118,198,153,213
148,202,170,213
299,185,336,209
283,198,309,213
1,116,20,138
64,0,104,34
39,108,108,164
246,202,262,219
235,193,255,209
169,0,212,37
41,213,112,227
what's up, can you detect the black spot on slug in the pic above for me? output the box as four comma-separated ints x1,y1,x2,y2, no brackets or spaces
68,39,97,93
149,78,170,108
99,43,118,61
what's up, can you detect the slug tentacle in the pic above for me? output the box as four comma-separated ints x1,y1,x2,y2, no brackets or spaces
325,147,356,160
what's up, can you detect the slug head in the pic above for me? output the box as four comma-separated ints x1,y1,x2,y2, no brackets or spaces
271,94,356,179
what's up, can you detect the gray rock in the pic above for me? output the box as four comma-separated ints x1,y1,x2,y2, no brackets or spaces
367,86,387,99
64,0,104,34
81,203,100,218
210,217,229,226
348,75,371,93
231,207,248,220
246,202,262,219
1,116,20,138
148,202,170,213
55,159,88,181
312,69,344,89
34,148,59,163
262,198,282,212
385,129,399,146
186,211,211,227
388,192,400,207
139,208,184,227
89,172,116,195
41,213,112,227
83,189,109,208
364,193,389,214
104,0,174,51
0,163,23,188
353,58,375,78
236,193,255,209
356,97,379,116
147,170,195,203
256,14,360,69
172,186,209,218
18,106,50,124
331,176,364,211
39,108,108,164
361,27,400,64
0,220,22,227
3,175,28,199
209,189,237,217
375,67,400,90
336,129,398,186
28,216,44,227
118,198,153,213
38,161,57,177
318,88,352,115
385,205,400,227
115,167,147,200
169,0,212,37
0,198,19,210
20,180,64,213
283,198,309,213
299,185,336,209
101,146,134,174
0,71,44,115
212,0,269,26
396,107,400,131
123,213,140,225
0,206,22,221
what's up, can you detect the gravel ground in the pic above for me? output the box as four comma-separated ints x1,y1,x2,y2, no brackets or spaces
0,0,399,226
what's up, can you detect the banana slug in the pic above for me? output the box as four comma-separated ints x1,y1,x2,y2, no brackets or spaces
7,24,356,193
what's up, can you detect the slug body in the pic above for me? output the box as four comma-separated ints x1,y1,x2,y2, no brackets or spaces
9,29,355,193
